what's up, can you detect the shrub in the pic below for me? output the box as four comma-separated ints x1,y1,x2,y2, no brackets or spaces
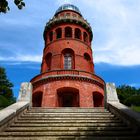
0,95,10,108
124,95,140,106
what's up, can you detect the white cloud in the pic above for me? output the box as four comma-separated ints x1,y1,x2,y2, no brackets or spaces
129,83,140,88
0,55,42,62
1,0,140,66
80,0,140,66
56,0,140,66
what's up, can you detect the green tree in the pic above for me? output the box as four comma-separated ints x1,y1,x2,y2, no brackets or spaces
124,95,140,106
117,85,140,106
0,0,25,13
0,67,15,108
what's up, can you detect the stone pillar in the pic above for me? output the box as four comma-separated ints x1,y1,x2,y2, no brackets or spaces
105,83,120,105
42,85,56,107
62,27,65,39
79,89,93,107
17,82,32,106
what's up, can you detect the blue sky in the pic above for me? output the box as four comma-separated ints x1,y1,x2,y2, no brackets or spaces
0,0,140,98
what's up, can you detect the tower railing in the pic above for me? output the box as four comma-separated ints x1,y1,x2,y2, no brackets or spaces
47,15,90,28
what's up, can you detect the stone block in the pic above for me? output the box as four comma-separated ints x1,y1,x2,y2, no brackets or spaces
17,82,32,105
106,83,120,103
0,101,29,128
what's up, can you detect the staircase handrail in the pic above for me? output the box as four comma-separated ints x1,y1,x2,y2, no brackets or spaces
0,101,29,131
106,83,140,132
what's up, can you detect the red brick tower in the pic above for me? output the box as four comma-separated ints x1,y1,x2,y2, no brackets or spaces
31,4,105,107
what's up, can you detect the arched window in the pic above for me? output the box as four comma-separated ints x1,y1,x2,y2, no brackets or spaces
65,27,72,38
84,53,91,61
46,53,52,70
62,48,75,69
64,53,72,69
75,28,81,39
83,32,88,43
56,28,62,39
49,31,53,42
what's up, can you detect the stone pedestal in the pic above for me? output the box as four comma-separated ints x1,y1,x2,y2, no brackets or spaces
17,82,32,106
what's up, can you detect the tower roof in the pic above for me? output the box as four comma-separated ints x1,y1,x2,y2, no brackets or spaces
55,4,81,15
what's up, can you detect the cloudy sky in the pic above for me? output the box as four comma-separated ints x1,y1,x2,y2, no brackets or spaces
0,0,140,97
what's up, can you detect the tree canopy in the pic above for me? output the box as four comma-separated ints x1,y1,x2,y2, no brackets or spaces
0,67,15,108
0,0,25,13
116,85,140,106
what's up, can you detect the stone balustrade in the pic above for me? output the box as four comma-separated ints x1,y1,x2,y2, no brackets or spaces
106,83,140,132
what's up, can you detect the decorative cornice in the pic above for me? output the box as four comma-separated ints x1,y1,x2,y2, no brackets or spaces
32,75,104,89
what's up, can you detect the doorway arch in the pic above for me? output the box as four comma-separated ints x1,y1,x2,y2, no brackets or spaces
32,92,43,107
93,92,103,107
57,87,79,107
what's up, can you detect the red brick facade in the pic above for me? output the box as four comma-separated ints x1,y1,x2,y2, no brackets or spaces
31,4,105,107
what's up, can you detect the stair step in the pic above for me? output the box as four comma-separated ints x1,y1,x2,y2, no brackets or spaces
14,119,122,123
21,113,113,116
28,108,108,113
6,126,131,132
1,107,139,139
0,131,136,136
17,117,119,120
0,136,140,140
22,112,113,116
10,122,125,127
21,115,114,118
24,112,112,115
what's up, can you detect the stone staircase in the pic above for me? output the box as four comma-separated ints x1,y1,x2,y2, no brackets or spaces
0,107,140,140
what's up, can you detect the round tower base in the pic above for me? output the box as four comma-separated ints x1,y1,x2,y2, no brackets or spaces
31,71,105,108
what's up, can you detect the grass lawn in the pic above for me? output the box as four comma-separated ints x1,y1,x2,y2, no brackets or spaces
131,106,140,113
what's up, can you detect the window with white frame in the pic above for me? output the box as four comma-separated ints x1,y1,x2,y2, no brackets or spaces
64,53,72,69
